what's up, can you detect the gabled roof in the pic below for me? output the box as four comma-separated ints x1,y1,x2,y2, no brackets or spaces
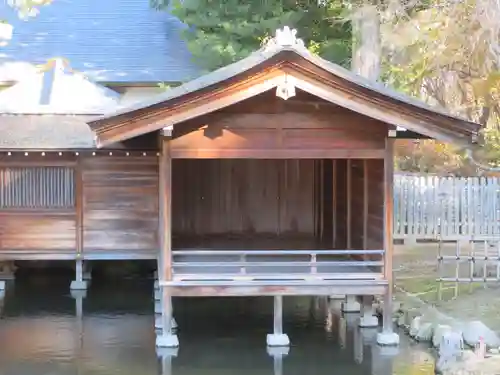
0,0,199,83
89,27,481,148
0,58,119,114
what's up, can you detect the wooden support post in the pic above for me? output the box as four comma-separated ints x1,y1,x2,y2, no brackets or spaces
319,159,325,241
376,136,400,346
156,136,178,348
159,137,173,282
70,159,88,291
266,296,289,347
363,160,369,250
332,160,337,247
347,159,352,249
75,158,83,259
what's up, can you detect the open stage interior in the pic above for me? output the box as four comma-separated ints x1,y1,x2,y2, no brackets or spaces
170,159,384,280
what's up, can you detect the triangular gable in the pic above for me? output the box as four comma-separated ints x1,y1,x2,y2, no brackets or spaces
88,27,481,148
0,58,120,115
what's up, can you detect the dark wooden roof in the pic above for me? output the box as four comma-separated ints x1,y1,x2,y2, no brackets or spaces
88,27,481,148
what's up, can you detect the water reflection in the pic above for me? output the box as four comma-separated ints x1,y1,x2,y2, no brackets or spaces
0,277,434,375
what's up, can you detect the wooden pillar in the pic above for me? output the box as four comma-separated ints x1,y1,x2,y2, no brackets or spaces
376,135,399,346
157,135,178,348
346,159,352,249
332,160,337,247
363,160,369,250
383,138,394,327
159,137,173,282
70,159,87,291
75,158,83,259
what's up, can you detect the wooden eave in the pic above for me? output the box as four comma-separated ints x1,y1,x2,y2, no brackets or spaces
89,48,481,149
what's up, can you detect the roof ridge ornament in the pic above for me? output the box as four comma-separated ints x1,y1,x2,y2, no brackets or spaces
263,26,307,52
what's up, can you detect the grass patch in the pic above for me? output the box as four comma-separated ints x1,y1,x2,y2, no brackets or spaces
396,275,486,305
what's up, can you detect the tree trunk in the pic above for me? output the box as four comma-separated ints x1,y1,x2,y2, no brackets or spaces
351,3,381,81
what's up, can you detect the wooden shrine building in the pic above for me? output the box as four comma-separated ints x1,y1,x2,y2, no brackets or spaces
0,27,480,348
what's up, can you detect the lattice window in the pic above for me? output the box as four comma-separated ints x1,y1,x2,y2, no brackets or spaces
0,167,75,209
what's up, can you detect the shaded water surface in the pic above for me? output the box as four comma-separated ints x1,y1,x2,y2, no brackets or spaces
0,276,436,375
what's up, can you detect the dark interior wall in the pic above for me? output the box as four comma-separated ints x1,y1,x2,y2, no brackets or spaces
333,159,384,252
172,159,317,238
366,159,384,250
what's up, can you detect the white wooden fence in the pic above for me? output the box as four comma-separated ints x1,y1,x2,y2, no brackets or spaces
394,174,500,243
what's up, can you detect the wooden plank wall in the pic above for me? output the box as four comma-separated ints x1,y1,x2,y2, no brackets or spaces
0,155,384,258
170,90,387,159
0,158,77,257
172,159,316,242
81,156,159,258
0,212,76,255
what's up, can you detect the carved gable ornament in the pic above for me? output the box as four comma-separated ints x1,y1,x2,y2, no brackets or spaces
263,26,308,52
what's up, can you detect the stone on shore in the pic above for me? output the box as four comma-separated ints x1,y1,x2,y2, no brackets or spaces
404,308,421,327
432,325,452,348
409,316,421,336
414,322,433,342
462,321,500,348
397,313,406,328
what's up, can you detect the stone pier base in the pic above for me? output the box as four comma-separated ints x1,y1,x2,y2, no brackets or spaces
0,261,16,281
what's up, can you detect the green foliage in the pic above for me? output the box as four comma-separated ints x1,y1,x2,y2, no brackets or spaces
152,0,352,73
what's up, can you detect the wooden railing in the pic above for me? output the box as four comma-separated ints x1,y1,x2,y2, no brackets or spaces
171,249,385,281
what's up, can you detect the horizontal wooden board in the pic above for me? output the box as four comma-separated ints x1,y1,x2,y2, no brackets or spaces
0,212,76,251
170,97,387,159
83,231,157,251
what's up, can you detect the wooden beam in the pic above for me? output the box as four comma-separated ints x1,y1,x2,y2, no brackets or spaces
332,160,337,248
383,137,395,328
363,160,369,250
287,71,474,147
347,159,352,249
96,73,288,147
75,159,84,258
159,137,173,281
170,149,385,159
319,160,325,241
162,281,388,297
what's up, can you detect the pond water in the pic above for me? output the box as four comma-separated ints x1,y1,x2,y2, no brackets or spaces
0,275,436,375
